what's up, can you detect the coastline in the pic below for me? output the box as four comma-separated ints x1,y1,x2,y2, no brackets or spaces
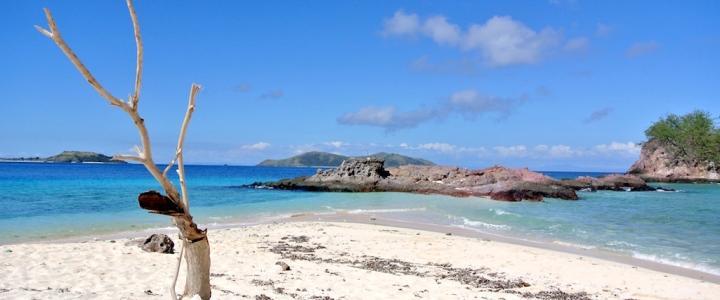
21,211,720,285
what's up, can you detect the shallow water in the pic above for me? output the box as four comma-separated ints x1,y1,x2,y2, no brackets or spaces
1,162,718,275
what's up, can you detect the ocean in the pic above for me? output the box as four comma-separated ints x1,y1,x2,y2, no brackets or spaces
1,162,718,276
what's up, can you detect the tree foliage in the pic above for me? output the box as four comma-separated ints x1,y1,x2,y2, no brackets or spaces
645,110,720,164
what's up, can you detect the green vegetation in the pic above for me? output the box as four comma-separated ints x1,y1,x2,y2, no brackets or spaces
646,110,720,164
258,151,435,168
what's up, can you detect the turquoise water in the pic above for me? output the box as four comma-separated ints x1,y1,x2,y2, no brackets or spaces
1,162,719,275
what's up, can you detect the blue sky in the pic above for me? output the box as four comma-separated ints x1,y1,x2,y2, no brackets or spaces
1,1,718,171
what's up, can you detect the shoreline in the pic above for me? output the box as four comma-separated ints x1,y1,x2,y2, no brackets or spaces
21,211,720,284
1,220,718,299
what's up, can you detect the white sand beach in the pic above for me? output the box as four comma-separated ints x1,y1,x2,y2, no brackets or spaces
1,219,718,300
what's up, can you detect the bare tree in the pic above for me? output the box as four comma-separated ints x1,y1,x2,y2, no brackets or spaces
35,1,211,299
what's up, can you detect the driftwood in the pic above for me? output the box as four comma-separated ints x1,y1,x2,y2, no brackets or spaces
36,1,211,299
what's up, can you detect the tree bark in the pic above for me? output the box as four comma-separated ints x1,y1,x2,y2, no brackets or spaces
180,236,211,299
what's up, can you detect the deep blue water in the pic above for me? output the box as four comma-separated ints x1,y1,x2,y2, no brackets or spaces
1,162,718,275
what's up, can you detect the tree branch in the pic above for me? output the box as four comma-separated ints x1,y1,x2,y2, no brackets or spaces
176,84,201,213
36,4,184,210
170,239,185,300
36,8,127,109
126,0,143,110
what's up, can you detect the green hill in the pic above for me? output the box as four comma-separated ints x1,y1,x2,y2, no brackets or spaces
258,151,348,167
46,151,126,163
0,151,127,163
257,151,434,168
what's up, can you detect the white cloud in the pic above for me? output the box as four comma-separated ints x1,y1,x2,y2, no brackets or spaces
339,106,394,125
338,89,524,131
384,12,567,66
533,144,576,158
463,16,561,66
241,142,271,150
382,10,420,36
594,142,641,156
564,37,589,52
422,16,461,45
418,142,457,153
494,145,529,157
448,89,523,117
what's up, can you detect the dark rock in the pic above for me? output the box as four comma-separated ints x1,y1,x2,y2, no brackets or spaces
560,174,658,192
140,234,174,254
276,261,291,271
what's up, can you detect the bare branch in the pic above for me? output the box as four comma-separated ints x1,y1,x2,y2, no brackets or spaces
170,241,185,300
176,84,201,212
34,25,52,38
37,8,127,109
162,153,179,177
126,0,143,111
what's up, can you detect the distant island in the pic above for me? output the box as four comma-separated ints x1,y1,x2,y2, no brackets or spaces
629,110,719,182
0,151,127,164
257,151,434,168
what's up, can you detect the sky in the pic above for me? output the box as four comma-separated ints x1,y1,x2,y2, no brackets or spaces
1,1,718,171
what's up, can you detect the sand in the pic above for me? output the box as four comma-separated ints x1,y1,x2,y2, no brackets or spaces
0,220,718,300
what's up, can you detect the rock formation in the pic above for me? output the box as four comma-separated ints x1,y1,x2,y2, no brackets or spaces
628,139,719,182
250,158,579,201
249,158,669,201
559,174,658,191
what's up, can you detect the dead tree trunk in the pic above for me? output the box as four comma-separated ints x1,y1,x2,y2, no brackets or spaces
36,1,211,299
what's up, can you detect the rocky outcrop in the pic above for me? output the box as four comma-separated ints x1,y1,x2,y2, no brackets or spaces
628,139,720,182
249,158,579,202
560,174,661,191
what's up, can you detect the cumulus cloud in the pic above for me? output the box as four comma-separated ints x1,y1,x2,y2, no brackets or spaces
241,142,271,150
382,12,564,66
337,89,525,131
463,16,561,66
594,142,641,156
259,89,284,99
564,37,589,52
382,10,420,36
584,107,613,123
422,16,462,45
448,90,524,119
626,41,659,58
336,106,438,130
494,145,529,157
534,144,576,157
